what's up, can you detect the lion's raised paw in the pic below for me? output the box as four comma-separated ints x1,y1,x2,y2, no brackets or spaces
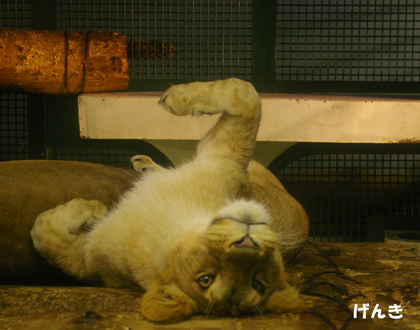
159,82,201,116
30,198,107,278
130,155,162,173
159,78,259,118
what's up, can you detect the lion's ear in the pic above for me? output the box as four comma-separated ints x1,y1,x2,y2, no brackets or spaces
263,283,306,314
141,277,198,323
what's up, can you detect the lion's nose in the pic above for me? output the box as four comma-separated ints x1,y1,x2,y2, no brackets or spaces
231,234,259,249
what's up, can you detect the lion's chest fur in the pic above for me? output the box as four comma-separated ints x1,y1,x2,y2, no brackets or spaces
85,158,244,289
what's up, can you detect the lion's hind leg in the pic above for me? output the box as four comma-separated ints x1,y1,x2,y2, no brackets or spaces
30,198,107,281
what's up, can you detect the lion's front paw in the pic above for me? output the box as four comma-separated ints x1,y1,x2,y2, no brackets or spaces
159,82,202,116
130,155,162,173
30,198,107,279
159,78,260,119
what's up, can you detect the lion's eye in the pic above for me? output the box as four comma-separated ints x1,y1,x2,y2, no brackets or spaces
197,275,214,289
252,280,265,294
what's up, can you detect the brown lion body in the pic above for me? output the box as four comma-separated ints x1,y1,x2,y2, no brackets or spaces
0,160,139,280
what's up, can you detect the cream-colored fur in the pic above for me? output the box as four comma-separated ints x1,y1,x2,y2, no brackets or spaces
31,78,309,323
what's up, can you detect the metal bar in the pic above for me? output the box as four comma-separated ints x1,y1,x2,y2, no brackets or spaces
162,0,164,79
236,0,240,78
15,0,17,28
115,0,119,32
69,0,73,30
177,0,180,79
184,1,187,79
229,0,232,77
168,0,172,78
214,0,217,79
192,0,195,79
22,0,25,29
154,1,156,79
146,0,149,78
84,0,87,30
251,0,277,92
222,1,225,77
141,1,144,79
199,0,202,79
207,0,210,79
130,0,133,79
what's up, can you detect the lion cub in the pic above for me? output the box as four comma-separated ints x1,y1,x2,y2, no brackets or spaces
31,78,309,323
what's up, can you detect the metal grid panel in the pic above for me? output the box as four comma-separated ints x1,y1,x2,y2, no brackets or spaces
0,0,31,161
0,0,32,29
1,94,29,161
274,145,420,242
54,147,140,168
57,0,253,81
277,0,420,82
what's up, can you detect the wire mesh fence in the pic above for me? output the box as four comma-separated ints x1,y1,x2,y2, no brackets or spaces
277,0,420,82
1,94,28,161
272,144,420,242
57,0,253,81
0,0,31,160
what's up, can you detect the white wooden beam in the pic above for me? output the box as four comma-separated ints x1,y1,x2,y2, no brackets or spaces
78,92,420,143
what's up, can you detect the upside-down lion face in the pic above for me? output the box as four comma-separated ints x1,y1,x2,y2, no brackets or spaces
141,201,305,323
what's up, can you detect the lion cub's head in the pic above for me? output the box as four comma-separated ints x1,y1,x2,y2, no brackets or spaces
141,200,305,323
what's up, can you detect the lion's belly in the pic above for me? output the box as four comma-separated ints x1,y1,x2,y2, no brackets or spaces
85,163,233,288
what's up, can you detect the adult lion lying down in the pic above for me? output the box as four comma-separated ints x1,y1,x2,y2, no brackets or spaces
7,79,309,322
0,159,140,282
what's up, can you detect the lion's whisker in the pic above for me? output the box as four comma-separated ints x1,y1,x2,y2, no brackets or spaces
205,300,214,318
253,303,264,317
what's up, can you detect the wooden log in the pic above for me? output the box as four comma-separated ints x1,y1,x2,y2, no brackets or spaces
83,31,129,93
0,29,128,94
